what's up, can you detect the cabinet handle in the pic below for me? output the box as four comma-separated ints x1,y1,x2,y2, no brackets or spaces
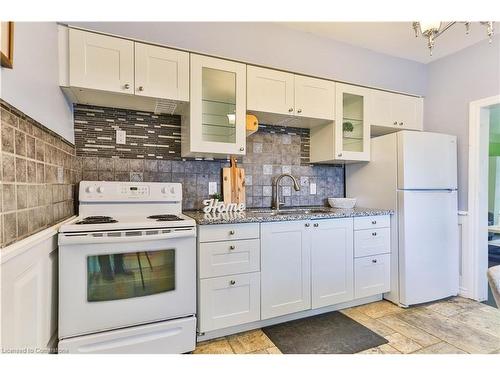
372,259,378,263
338,153,343,157
305,223,310,227
393,121,398,125
230,280,236,285
313,223,319,227
138,86,144,92
297,109,302,114
399,122,404,126
229,245,235,250
239,147,244,152
229,230,235,235
371,220,377,224
372,232,377,236
288,108,294,113
124,83,130,90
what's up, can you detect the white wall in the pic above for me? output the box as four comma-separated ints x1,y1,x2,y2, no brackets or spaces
424,38,500,210
69,22,427,96
0,22,74,142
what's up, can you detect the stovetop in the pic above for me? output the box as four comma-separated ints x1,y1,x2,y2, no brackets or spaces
75,216,118,225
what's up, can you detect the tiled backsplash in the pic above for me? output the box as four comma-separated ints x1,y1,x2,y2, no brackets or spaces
0,99,79,248
76,105,345,210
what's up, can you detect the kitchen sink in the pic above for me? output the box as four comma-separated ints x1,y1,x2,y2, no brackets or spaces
249,208,330,216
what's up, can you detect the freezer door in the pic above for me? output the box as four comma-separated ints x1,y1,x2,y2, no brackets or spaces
398,190,459,306
397,131,457,190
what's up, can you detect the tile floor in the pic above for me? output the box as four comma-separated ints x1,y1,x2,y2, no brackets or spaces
192,297,500,354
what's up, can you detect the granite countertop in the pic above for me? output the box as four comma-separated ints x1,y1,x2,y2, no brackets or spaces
184,206,393,225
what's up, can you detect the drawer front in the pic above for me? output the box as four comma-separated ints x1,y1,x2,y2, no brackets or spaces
354,215,390,230
199,239,260,278
198,272,260,333
354,254,391,299
199,223,260,242
354,228,391,258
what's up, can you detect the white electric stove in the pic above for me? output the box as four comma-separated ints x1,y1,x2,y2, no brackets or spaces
58,181,197,354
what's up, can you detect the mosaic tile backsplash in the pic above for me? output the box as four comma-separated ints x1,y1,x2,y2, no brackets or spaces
76,105,345,210
0,99,79,248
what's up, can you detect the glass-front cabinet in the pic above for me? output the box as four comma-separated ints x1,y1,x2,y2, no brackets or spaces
334,83,371,162
182,54,247,157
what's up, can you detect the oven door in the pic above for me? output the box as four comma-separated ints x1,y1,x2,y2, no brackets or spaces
58,227,196,339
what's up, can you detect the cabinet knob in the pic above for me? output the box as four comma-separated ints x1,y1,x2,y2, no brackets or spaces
338,153,343,157
138,86,144,92
313,223,319,227
229,230,235,235
372,259,378,263
239,147,244,152
124,83,130,90
229,245,235,250
372,232,377,236
399,122,404,126
297,109,302,114
371,220,377,224
230,280,236,285
305,223,310,227
393,121,398,125
288,107,294,113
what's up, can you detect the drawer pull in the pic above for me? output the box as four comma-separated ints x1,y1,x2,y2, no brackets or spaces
372,232,377,236
229,245,235,250
305,223,310,227
229,230,235,235
230,280,236,285
313,223,319,227
372,259,378,263
371,220,377,224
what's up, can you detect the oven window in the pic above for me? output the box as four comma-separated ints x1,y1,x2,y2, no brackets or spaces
87,249,175,302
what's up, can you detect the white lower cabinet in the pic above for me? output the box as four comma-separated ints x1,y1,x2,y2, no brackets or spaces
261,220,311,320
354,254,391,299
311,218,354,308
198,273,260,332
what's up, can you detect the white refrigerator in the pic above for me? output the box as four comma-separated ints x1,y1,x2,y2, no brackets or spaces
347,131,459,307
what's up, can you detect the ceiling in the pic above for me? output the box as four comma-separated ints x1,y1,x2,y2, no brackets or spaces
280,22,489,64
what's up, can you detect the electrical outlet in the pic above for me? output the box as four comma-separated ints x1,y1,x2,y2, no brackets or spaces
116,130,126,144
310,182,317,195
208,182,217,195
57,166,64,183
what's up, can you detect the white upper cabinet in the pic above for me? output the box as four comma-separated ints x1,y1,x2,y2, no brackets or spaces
370,90,423,132
247,66,295,116
294,75,335,120
134,42,189,101
247,66,335,123
69,28,134,94
183,54,247,157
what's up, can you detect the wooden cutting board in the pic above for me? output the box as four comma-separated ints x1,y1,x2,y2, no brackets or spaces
222,156,245,204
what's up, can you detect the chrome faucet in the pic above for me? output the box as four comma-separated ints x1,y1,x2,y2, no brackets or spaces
272,174,301,211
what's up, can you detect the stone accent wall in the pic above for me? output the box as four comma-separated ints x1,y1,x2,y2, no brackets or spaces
0,99,79,248
76,105,345,210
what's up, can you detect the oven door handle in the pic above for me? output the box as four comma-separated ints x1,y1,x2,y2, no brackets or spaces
58,227,196,245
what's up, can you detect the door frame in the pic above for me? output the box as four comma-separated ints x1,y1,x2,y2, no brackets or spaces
467,95,500,301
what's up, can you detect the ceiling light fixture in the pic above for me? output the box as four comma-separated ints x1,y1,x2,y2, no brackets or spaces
412,21,495,56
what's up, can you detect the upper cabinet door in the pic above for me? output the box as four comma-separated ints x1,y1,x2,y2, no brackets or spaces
134,43,189,101
187,54,247,157
294,75,335,120
391,95,423,131
335,83,371,162
69,29,134,94
247,66,294,115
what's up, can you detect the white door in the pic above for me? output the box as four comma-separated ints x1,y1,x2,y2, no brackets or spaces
294,75,335,120
187,54,246,156
198,273,260,332
392,95,423,131
354,254,391,299
370,90,395,128
397,131,458,190
69,29,134,94
247,66,295,115
398,190,459,305
311,218,354,308
134,43,189,101
261,221,311,319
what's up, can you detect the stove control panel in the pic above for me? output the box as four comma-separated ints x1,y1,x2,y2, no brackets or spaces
79,181,182,202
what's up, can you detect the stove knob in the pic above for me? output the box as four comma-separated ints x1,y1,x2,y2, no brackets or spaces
96,186,104,194
170,187,176,194
86,186,95,193
161,187,168,194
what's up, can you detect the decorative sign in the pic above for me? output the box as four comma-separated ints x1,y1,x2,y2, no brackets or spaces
203,199,246,214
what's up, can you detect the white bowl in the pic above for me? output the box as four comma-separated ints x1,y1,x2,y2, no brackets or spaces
328,197,357,209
